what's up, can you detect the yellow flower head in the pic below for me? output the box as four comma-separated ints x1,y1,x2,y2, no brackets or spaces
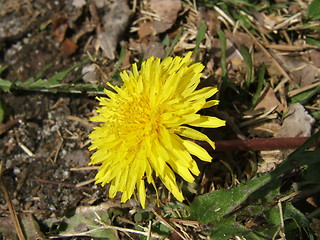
88,52,225,208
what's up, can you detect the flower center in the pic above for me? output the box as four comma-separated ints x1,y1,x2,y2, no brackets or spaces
110,95,163,147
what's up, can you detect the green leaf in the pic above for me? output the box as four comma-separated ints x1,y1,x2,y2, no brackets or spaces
208,219,263,240
58,204,118,239
0,65,8,75
190,131,320,239
0,78,12,92
251,64,266,107
112,45,126,77
190,173,272,223
162,35,170,46
164,27,183,59
240,45,253,87
194,20,207,60
311,110,320,120
283,202,309,227
0,99,6,123
305,37,320,47
34,63,53,80
300,163,320,184
307,0,320,20
290,85,320,104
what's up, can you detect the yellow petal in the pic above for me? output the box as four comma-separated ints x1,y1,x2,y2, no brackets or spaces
185,87,218,102
159,165,184,202
188,115,226,128
182,140,212,162
175,126,215,149
202,100,219,109
137,179,146,209
167,157,195,182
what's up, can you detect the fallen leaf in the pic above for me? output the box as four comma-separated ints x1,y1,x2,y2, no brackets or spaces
98,0,131,59
52,19,68,43
248,122,281,138
65,150,90,168
254,86,283,113
61,38,78,57
277,53,320,86
225,31,254,50
72,0,86,8
82,64,97,83
309,49,320,68
252,11,282,33
258,150,282,173
141,41,166,59
150,0,181,33
121,49,132,69
138,21,153,39
152,21,173,34
0,215,46,240
150,0,181,23
57,202,119,239
275,103,315,138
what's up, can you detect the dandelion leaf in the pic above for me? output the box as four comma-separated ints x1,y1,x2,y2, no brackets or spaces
190,131,320,239
56,203,118,239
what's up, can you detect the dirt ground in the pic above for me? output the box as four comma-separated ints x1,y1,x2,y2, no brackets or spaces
1,0,320,239
0,0,127,238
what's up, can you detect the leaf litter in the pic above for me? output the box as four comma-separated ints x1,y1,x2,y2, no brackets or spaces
0,0,320,239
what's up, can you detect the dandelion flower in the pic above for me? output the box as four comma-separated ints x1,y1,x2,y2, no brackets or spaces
88,52,226,208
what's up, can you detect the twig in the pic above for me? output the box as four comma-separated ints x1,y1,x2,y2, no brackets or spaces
152,208,188,240
94,218,162,238
241,24,294,84
287,81,320,97
0,118,22,135
32,178,93,192
0,161,26,240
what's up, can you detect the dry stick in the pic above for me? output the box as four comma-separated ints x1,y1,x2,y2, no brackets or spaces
0,118,22,135
0,161,26,240
32,178,93,192
204,137,318,152
152,209,187,240
242,25,294,84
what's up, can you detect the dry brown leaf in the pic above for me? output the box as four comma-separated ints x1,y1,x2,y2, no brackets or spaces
150,0,181,23
72,0,86,8
252,11,279,33
150,0,181,34
248,122,281,138
65,150,90,168
152,21,173,34
275,103,315,138
309,49,320,68
98,0,131,59
82,64,96,84
225,31,254,50
121,49,132,69
0,215,46,240
141,41,166,59
61,38,78,56
138,21,153,39
258,150,282,173
276,53,320,86
54,23,68,43
254,86,283,113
